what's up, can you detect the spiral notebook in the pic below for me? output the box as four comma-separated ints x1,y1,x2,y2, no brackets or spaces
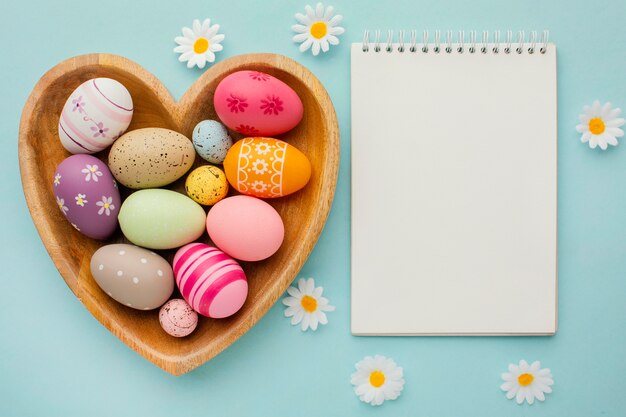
351,30,557,335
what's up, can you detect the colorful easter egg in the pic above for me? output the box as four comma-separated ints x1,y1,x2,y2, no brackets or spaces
53,154,120,239
206,195,284,261
90,244,174,310
159,299,198,337
173,243,248,318
192,120,233,164
58,78,133,154
109,128,195,189
185,165,229,206
214,71,304,136
118,189,206,250
223,137,311,198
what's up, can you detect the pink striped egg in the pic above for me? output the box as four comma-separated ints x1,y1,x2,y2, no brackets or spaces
173,243,248,318
58,78,133,154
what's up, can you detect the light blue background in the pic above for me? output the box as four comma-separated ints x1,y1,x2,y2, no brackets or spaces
1,0,625,415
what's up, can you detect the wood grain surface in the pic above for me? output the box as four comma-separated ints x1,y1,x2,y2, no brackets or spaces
18,53,339,375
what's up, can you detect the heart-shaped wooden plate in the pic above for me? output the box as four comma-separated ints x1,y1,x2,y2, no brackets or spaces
18,53,339,375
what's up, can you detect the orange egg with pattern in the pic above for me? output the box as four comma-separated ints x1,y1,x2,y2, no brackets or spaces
223,137,311,198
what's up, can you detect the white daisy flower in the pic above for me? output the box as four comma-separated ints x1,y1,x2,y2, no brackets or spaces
292,3,344,56
56,196,69,215
500,360,554,405
81,164,102,182
576,101,625,150
282,277,335,331
74,193,88,207
351,355,405,406
54,173,61,186
174,18,225,69
96,196,115,216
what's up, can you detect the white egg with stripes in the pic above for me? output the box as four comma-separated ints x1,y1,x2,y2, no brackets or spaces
58,78,133,154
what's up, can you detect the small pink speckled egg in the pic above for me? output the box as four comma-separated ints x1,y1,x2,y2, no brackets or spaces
213,70,303,136
159,299,198,337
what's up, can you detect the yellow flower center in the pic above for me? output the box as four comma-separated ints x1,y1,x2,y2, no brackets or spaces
518,373,534,386
103,203,109,209
588,117,606,135
194,37,209,54
369,371,385,388
310,21,328,39
300,295,317,312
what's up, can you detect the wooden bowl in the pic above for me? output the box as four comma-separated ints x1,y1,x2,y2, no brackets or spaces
18,53,339,375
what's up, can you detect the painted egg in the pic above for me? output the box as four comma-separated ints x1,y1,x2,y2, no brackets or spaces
108,128,195,189
118,189,206,250
206,195,284,261
173,243,248,318
213,70,304,136
192,120,233,164
185,165,229,206
58,78,133,154
90,244,174,310
53,154,120,239
223,137,311,198
159,299,198,337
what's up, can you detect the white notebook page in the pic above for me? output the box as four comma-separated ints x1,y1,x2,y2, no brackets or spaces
351,42,557,335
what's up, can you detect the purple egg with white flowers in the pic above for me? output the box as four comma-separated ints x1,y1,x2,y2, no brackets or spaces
53,154,121,240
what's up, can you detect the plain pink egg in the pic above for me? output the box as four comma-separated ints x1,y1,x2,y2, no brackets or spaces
206,196,284,261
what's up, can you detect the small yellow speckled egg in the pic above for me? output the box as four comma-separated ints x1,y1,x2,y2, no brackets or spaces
185,165,229,206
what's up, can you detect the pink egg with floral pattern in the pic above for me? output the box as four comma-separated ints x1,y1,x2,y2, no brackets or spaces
58,78,133,154
53,154,121,240
214,70,303,136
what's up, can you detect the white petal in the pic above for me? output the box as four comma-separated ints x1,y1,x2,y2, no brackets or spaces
292,33,308,42
205,50,215,63
201,18,211,34
508,363,519,374
299,38,313,52
519,360,529,371
297,278,307,293
530,361,541,372
575,123,587,133
317,311,328,325
515,388,526,404
312,41,321,56
326,35,339,45
178,51,194,62
210,33,225,44
373,389,385,405
315,2,324,18
505,384,519,399
309,316,319,331
501,372,514,381
363,388,376,404
174,45,190,53
192,19,202,34
209,43,223,52
287,286,301,298
526,390,535,405
182,27,195,40
500,381,515,391
305,5,315,20
282,296,299,307
328,15,343,26
283,306,298,317
174,36,192,46
591,100,601,114
606,118,625,127
589,136,598,148
581,131,591,143
305,278,315,294
291,309,304,325
301,313,310,331
295,13,311,25
313,286,323,298
601,102,613,118
321,39,330,52
292,24,309,34
207,24,220,38
330,26,345,36
606,135,618,146
579,113,590,123
196,54,207,69
598,136,608,150
323,5,334,20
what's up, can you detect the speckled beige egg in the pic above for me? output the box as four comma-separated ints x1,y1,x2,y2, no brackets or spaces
185,165,229,206
108,128,195,189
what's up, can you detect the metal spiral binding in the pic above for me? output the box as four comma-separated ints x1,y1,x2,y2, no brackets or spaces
360,30,550,55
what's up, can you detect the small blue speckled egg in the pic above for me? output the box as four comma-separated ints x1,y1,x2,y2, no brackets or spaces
192,120,233,164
